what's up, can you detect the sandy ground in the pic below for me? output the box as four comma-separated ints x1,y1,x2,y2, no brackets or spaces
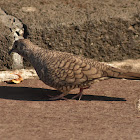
0,78,140,140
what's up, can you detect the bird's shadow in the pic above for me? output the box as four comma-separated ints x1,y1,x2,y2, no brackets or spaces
0,86,126,101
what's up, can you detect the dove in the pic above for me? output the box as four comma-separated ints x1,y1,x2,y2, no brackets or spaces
9,39,140,100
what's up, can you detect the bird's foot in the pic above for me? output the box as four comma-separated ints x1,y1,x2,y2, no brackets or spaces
71,87,89,100
71,92,83,100
48,93,68,101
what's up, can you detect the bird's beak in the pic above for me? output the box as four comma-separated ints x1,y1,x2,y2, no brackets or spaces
8,48,14,55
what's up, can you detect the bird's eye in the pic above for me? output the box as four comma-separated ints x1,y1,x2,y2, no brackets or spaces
15,44,18,48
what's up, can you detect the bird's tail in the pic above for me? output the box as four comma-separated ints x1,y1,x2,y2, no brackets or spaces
104,66,140,80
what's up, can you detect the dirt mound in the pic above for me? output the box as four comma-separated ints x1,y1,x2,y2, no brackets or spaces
0,0,140,70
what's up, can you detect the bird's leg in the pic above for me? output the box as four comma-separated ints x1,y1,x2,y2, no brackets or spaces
48,92,68,101
72,87,90,100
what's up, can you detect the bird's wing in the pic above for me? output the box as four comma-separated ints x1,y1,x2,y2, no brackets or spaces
50,55,103,86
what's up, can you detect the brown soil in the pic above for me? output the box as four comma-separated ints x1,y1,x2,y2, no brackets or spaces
0,79,140,140
0,0,140,70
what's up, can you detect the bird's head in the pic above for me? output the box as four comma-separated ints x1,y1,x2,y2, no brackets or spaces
9,39,27,55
